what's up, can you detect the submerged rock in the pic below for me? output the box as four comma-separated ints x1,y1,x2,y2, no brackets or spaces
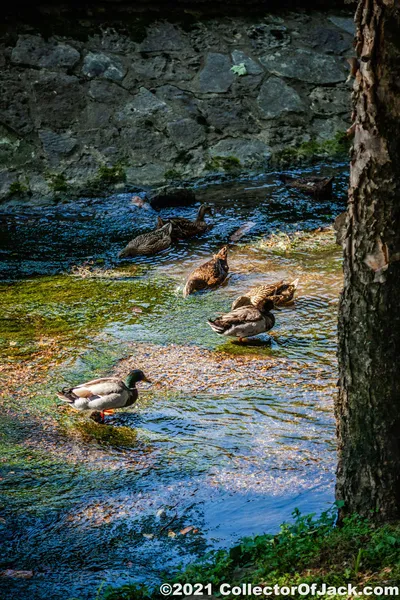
149,187,197,209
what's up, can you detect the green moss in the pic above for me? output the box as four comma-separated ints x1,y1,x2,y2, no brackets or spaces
8,181,28,195
47,172,69,193
273,132,350,166
257,228,338,256
164,169,183,181
62,417,140,448
97,163,126,184
0,273,172,362
205,155,242,172
101,510,400,600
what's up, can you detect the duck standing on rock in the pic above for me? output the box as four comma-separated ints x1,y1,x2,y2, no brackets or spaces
157,204,213,240
56,370,151,423
183,246,229,297
231,279,299,310
119,222,173,257
208,298,275,342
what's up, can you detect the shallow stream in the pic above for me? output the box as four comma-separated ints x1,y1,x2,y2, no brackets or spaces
0,163,347,600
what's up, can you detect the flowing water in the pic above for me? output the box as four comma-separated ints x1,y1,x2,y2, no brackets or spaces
0,163,347,600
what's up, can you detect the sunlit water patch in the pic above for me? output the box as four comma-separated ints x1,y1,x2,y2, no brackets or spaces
0,163,347,599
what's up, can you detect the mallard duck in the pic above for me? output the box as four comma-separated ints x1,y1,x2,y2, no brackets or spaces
56,370,150,423
119,222,172,257
231,279,299,310
279,175,333,198
183,246,229,297
208,298,275,342
157,204,213,240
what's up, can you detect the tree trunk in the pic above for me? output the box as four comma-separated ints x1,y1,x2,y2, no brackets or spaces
336,0,400,521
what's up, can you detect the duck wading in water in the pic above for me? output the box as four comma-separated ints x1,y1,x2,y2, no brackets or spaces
208,298,276,342
157,204,213,240
119,222,173,257
183,246,229,297
231,279,299,310
56,370,151,423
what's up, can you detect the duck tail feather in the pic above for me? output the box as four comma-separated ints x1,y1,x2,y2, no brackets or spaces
57,388,76,403
207,319,224,333
291,278,299,289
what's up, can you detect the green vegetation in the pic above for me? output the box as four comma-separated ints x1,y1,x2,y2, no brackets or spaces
164,169,183,181
8,181,29,195
231,63,247,76
205,155,242,172
62,416,140,448
273,132,350,165
97,163,126,184
0,273,172,362
47,172,69,193
100,509,400,600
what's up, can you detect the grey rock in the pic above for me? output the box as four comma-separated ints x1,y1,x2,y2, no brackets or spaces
32,73,86,129
82,52,126,82
258,77,304,119
150,187,197,209
121,126,178,163
117,88,168,123
309,86,351,116
309,27,352,55
39,130,77,159
329,16,356,36
202,98,259,134
126,163,167,186
231,50,264,75
128,55,167,81
261,49,346,84
210,138,271,167
0,74,33,135
167,118,206,150
141,23,188,52
11,35,80,69
247,23,290,51
88,80,132,105
312,116,349,141
198,53,233,93
154,85,199,117
0,170,17,200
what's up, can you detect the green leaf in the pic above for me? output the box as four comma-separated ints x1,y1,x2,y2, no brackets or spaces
231,63,247,76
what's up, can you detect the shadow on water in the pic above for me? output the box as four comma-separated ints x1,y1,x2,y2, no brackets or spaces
0,163,347,599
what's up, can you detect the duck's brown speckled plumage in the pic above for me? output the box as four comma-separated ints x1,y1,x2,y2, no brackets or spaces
231,279,299,310
119,222,172,257
157,204,213,240
183,246,229,297
208,298,275,341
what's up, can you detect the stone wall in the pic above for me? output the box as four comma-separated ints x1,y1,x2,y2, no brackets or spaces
0,10,354,200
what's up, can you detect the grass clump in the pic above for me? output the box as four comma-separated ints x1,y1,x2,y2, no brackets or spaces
47,172,69,193
273,132,350,166
8,181,28,195
100,509,400,600
164,169,183,181
205,155,242,172
97,163,126,184
63,417,139,448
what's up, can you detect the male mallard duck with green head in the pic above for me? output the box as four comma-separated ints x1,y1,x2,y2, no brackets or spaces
56,370,151,423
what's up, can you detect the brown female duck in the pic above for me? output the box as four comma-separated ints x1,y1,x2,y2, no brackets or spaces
119,222,173,257
280,175,333,198
183,246,229,297
157,204,213,240
231,279,299,310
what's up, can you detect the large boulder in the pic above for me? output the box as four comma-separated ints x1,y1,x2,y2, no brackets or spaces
210,138,271,167
32,72,86,129
167,118,206,150
149,187,197,209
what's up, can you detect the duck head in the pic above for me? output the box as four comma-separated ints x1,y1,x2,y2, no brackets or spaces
214,245,228,261
197,204,213,219
125,370,151,388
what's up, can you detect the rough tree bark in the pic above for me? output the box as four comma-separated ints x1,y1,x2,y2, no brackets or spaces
336,0,400,521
